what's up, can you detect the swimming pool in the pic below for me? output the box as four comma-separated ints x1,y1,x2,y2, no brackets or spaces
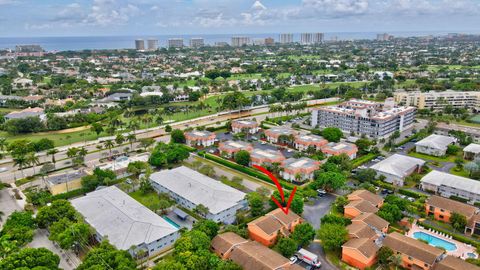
412,232,457,251
162,216,181,229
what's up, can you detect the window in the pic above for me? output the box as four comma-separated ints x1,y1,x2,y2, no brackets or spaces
408,256,412,261
439,215,444,219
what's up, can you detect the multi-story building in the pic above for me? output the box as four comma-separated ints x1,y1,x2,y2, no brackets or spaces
185,130,216,147
345,189,384,218
147,39,158,51
189,38,204,48
168,38,184,48
218,140,253,158
71,186,180,257
231,36,250,47
280,157,320,182
264,37,274,46
313,33,324,44
425,195,478,224
15,44,44,57
150,166,247,224
231,119,259,134
420,170,480,204
300,33,313,44
294,134,328,151
311,99,416,139
376,33,392,41
394,90,480,111
369,154,426,186
135,39,145,50
250,148,285,166
321,142,358,159
434,123,480,143
264,126,298,144
279,33,294,44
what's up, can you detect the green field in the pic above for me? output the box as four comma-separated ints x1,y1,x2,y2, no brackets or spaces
407,151,457,163
129,190,163,211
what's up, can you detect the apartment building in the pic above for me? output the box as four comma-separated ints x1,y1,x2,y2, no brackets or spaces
185,130,216,147
231,119,259,134
300,33,313,44
434,122,480,143
294,134,328,151
150,166,247,224
420,170,480,204
264,126,299,144
218,140,253,158
189,38,204,48
231,36,250,47
345,189,384,218
415,134,457,157
394,90,480,111
279,33,294,44
425,195,478,224
369,154,426,186
280,157,320,182
168,38,184,48
311,99,416,139
247,208,302,247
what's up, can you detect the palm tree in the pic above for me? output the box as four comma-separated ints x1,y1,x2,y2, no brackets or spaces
194,204,209,217
115,134,125,146
47,149,59,164
0,138,7,152
26,152,40,175
66,147,79,165
127,133,136,150
13,155,28,178
103,140,115,159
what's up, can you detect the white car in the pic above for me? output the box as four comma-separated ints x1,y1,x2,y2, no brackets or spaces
289,256,298,264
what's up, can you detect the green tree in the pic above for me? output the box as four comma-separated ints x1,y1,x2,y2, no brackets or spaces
270,190,304,214
153,260,187,270
47,148,59,164
0,211,36,247
355,168,377,182
247,192,264,217
321,214,351,226
77,241,136,270
275,237,297,257
174,230,211,254
234,150,251,166
171,129,186,144
377,203,403,224
192,220,219,239
322,127,343,142
317,223,348,251
193,204,209,217
149,143,189,167
450,212,467,232
291,223,315,247
313,171,346,191
378,246,394,266
0,247,60,270
90,122,104,138
36,200,77,228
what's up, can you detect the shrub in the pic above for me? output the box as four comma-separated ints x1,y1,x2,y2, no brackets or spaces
449,195,469,203
398,189,426,199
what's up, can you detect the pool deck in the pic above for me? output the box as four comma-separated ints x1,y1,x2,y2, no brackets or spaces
407,224,477,260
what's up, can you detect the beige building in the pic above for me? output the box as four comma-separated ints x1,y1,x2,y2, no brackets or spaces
46,170,89,195
394,90,480,111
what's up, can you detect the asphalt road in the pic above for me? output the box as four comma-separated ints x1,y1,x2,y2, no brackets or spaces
302,194,336,230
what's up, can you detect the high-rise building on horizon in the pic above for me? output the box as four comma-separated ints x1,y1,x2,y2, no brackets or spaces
264,37,274,46
279,33,293,44
135,39,145,51
231,36,250,47
313,33,324,44
300,33,313,45
168,38,184,48
15,44,44,57
376,33,393,41
147,39,158,51
190,38,204,48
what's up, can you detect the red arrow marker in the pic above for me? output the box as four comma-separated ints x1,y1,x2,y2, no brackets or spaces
253,164,297,215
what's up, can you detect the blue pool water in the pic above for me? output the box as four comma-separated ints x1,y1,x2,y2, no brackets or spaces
162,216,181,229
413,232,457,251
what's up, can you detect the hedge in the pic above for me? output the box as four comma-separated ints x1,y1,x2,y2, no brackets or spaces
202,153,295,190
449,195,469,203
417,221,480,248
206,124,228,132
398,189,427,199
374,180,394,190
352,153,379,168
51,188,86,201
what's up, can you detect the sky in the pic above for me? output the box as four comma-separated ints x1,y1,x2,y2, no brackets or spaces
1,0,480,37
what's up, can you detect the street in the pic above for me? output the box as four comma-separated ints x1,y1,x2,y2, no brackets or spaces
302,194,336,229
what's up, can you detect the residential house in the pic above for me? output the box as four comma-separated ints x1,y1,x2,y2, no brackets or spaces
4,107,46,121
321,142,358,159
249,148,285,166
425,195,478,224
279,157,320,182
369,154,425,186
382,232,444,270
46,170,88,195
150,166,247,224
463,143,480,160
348,189,384,208
415,134,457,157
345,190,384,218
231,119,259,134
71,186,180,257
264,127,299,144
211,232,303,270
433,255,480,270
218,140,253,158
352,213,389,234
346,223,378,241
185,130,216,147
294,134,328,151
247,208,302,247
420,170,480,204
342,238,380,270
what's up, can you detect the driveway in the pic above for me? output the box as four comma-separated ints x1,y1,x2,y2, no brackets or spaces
307,242,338,270
302,194,336,229
28,229,81,270
0,188,22,229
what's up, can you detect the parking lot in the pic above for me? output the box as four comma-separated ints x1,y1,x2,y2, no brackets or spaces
302,193,336,229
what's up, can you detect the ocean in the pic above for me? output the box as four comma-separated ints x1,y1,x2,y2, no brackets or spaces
0,31,465,52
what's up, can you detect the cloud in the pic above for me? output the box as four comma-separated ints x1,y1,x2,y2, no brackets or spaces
0,0,18,5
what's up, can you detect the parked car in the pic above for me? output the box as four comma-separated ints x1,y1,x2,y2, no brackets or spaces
289,256,298,264
317,189,327,197
408,197,415,202
251,136,258,140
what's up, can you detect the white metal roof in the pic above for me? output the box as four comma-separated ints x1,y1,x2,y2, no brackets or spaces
71,186,178,250
421,170,480,195
415,134,456,150
370,154,425,178
150,166,246,214
464,143,480,154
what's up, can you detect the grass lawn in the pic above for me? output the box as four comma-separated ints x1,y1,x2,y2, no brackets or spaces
407,151,458,163
450,166,471,178
0,128,109,147
129,190,162,211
